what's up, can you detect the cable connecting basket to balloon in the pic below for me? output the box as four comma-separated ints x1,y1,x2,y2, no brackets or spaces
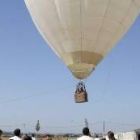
75,82,88,103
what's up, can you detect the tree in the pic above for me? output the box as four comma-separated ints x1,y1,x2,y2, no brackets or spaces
36,120,40,132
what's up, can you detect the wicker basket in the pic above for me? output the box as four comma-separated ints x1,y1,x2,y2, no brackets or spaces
75,91,88,103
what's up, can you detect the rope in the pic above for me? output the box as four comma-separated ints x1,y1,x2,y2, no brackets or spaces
0,85,74,105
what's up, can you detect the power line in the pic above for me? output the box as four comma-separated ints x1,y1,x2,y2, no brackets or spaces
106,121,139,126
89,121,103,125
0,121,139,132
89,121,139,127
41,125,83,129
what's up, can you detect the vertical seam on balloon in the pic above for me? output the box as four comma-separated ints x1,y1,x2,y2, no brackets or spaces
93,0,111,65
101,0,134,55
80,0,83,64
37,0,63,57
53,0,66,54
88,0,110,65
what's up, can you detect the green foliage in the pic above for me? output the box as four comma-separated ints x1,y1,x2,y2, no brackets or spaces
36,120,41,132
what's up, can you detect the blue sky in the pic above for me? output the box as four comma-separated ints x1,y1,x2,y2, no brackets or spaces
0,0,140,134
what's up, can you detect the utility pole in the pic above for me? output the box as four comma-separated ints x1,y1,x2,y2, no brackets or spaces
23,123,26,133
103,121,106,136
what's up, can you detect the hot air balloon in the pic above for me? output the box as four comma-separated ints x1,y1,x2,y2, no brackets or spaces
24,0,140,103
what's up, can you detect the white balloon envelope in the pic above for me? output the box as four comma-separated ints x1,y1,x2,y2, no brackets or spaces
24,0,140,79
